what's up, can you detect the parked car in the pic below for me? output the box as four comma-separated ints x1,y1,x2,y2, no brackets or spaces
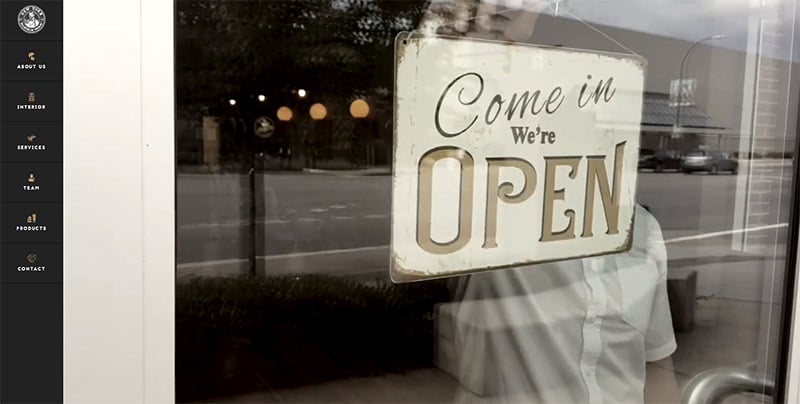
638,148,654,168
681,150,738,174
638,149,683,172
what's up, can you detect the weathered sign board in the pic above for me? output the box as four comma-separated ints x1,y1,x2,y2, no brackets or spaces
390,33,646,282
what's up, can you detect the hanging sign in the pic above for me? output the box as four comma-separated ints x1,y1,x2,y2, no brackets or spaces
391,33,646,282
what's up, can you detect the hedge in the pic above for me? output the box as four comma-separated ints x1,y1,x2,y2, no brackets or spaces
176,275,451,402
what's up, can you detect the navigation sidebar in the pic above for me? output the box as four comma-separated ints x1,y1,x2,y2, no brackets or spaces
0,1,63,402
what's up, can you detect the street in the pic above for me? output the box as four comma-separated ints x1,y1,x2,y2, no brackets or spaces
178,162,793,268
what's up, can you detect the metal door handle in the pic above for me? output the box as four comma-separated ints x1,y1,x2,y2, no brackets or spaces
681,368,774,404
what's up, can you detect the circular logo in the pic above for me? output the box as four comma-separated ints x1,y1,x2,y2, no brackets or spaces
18,5,46,34
254,116,275,138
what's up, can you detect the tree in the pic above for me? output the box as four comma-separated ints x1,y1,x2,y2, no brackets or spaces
176,0,429,111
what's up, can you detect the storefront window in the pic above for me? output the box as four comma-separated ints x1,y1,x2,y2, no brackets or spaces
175,1,798,402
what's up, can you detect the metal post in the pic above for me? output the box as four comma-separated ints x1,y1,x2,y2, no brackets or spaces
674,35,725,143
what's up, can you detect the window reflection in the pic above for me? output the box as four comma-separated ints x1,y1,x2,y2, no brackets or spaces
176,0,797,402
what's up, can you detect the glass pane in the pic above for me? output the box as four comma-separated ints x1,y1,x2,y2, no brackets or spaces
175,0,798,402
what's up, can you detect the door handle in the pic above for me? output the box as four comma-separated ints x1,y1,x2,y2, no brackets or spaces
681,368,774,404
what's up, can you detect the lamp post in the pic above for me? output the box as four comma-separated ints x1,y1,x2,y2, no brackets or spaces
673,34,725,143
226,95,259,277
224,96,257,276
237,94,276,277
247,95,272,277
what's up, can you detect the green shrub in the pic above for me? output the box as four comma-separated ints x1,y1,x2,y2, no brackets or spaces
176,275,451,402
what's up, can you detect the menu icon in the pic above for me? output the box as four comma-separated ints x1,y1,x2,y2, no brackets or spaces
23,173,39,192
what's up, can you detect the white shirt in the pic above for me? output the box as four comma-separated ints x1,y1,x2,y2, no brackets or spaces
437,205,676,403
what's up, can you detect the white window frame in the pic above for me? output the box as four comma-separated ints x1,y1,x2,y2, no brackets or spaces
63,0,174,402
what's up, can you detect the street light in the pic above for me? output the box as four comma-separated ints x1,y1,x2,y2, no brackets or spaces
309,103,327,120
673,34,725,139
277,106,293,122
258,94,266,102
349,99,370,118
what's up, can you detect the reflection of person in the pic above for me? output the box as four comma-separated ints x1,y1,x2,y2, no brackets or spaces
437,205,676,403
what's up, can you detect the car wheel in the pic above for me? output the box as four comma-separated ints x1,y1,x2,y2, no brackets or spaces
655,163,663,173
683,170,692,175
710,165,719,175
732,167,738,175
